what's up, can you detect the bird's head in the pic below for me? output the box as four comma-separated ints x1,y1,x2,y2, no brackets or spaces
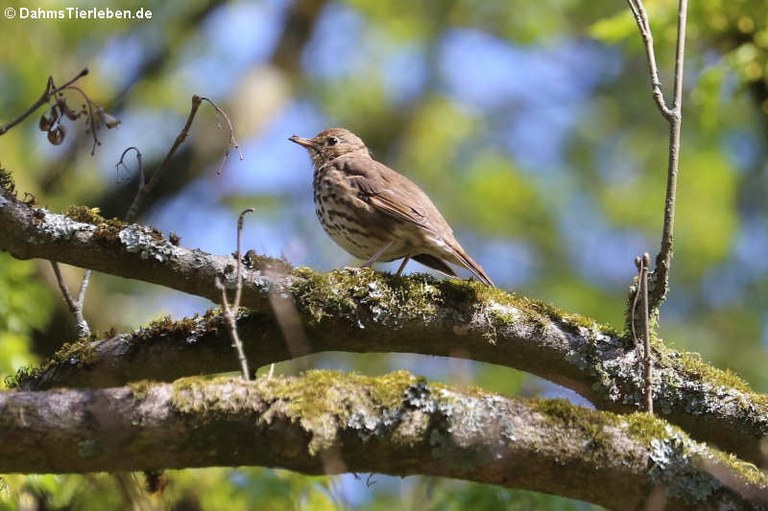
289,128,370,167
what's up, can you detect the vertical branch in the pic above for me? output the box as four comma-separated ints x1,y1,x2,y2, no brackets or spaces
640,253,653,414
124,96,203,222
233,209,253,309
626,0,689,316
625,1,671,118
217,208,255,381
631,253,653,414
50,262,91,338
122,95,241,222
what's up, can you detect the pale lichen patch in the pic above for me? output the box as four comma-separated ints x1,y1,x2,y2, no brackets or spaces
118,225,180,262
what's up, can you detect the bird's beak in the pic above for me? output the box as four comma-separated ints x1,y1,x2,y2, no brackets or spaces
289,135,316,149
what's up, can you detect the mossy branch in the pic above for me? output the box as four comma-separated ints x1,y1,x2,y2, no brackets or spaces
12,302,768,467
1,372,766,510
2,188,767,464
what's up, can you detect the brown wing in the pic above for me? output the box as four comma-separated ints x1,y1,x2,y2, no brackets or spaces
339,156,449,234
337,155,495,287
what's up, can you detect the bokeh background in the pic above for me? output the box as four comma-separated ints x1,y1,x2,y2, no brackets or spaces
1,0,767,508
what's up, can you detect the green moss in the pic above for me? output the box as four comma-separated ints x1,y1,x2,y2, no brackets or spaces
474,286,620,340
624,412,672,443
54,340,98,366
290,267,358,321
524,295,618,336
529,399,630,467
92,218,168,249
127,380,156,401
4,366,41,389
244,251,293,274
7,339,98,389
257,370,417,420
674,351,753,393
171,370,422,455
0,167,16,197
710,451,768,488
92,218,128,242
137,315,206,341
533,398,619,439
290,266,441,326
63,205,105,225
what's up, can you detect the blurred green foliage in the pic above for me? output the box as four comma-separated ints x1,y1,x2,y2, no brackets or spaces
0,255,52,382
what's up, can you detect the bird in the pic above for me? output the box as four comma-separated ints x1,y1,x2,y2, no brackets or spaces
289,128,494,287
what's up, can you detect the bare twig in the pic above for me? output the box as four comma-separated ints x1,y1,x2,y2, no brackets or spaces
50,262,91,338
50,262,77,315
216,277,250,381
0,68,89,136
116,146,145,189
217,208,255,381
0,68,118,155
76,270,92,309
123,95,243,221
198,96,244,174
63,85,107,155
124,95,203,221
233,209,254,309
625,1,672,119
632,253,653,414
626,0,688,316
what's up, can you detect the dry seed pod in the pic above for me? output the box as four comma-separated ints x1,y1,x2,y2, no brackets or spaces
47,124,66,145
57,97,80,121
39,111,54,132
96,107,121,129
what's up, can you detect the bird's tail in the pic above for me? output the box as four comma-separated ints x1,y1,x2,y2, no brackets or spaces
453,250,494,287
443,241,494,287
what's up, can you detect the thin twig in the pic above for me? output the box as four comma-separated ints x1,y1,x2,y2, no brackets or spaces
216,277,250,381
0,68,89,136
632,253,653,414
76,270,92,311
51,262,78,314
50,262,91,338
124,95,204,222
216,208,255,381
116,146,145,189
198,96,244,174
233,209,254,309
641,253,652,414
626,0,688,316
63,85,103,155
122,95,243,221
630,259,641,352
626,1,673,119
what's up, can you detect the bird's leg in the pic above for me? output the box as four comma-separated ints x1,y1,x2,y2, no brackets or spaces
362,240,394,268
395,256,411,276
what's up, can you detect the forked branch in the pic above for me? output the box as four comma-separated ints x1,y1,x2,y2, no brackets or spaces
626,0,688,316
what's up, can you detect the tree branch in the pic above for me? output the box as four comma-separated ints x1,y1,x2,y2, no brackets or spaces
50,262,91,338
14,300,768,466
1,189,766,464
626,0,689,315
0,190,282,311
1,373,765,510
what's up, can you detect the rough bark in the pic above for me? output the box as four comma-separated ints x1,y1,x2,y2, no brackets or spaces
2,190,766,466
1,372,766,510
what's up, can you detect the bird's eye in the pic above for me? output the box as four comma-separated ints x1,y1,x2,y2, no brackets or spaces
327,136,339,146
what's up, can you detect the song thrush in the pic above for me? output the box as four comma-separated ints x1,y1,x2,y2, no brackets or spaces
289,128,494,286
